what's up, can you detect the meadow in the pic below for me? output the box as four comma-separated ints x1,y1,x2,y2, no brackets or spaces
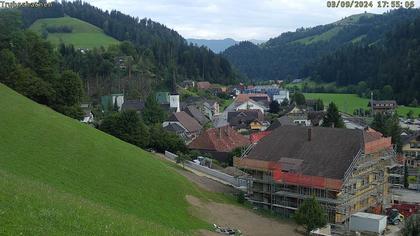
0,83,225,235
29,16,119,49
304,93,420,117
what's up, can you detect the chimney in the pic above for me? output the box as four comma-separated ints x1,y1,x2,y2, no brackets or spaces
308,127,312,141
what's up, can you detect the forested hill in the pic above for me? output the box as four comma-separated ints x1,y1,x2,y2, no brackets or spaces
223,9,420,81
19,1,239,85
302,15,420,105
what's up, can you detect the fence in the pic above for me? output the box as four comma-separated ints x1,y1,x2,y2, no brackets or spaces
165,151,247,188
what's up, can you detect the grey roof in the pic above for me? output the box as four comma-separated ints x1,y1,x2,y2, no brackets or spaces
266,116,296,131
228,110,264,129
246,126,363,179
185,105,210,125
121,100,145,112
167,111,202,133
164,123,186,133
307,111,325,126
402,131,420,145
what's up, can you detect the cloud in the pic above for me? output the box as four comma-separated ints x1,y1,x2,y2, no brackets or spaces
85,0,419,40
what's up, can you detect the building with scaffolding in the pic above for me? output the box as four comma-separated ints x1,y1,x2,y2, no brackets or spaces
234,126,395,224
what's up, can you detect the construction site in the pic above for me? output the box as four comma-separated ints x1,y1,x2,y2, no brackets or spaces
234,126,396,226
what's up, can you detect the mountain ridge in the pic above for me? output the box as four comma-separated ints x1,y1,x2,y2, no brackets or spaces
223,9,420,81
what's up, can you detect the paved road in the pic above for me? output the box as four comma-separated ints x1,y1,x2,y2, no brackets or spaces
213,101,237,128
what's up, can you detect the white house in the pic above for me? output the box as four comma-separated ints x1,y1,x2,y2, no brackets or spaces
273,90,290,104
169,94,180,112
235,99,267,114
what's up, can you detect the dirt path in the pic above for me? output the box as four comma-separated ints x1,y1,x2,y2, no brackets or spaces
187,195,301,236
175,168,235,193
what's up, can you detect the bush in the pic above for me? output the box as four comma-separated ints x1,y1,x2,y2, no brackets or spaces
237,192,245,204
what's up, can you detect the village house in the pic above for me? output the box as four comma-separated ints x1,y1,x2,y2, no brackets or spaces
203,100,220,119
235,100,267,114
266,116,296,131
272,90,290,105
402,131,420,189
162,111,202,142
368,100,397,114
179,80,195,89
188,126,250,163
121,99,145,114
80,103,94,123
286,106,311,126
234,126,394,224
155,92,180,112
155,92,170,105
227,110,266,132
196,81,212,90
236,93,270,109
307,111,325,126
163,123,188,140
184,105,210,126
101,93,124,112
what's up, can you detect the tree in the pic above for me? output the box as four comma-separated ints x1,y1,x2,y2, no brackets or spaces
404,161,409,189
237,191,245,204
407,110,414,119
380,85,394,100
371,113,402,152
312,99,324,111
269,100,280,113
401,214,420,236
175,152,190,169
149,124,186,153
280,98,289,107
292,92,306,106
142,94,166,125
322,102,344,128
294,196,327,235
55,70,83,107
99,111,150,148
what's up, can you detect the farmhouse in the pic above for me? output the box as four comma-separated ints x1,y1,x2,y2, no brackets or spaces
163,111,202,141
228,110,265,131
188,126,250,163
368,100,397,114
235,99,268,114
402,132,420,189
234,126,394,224
197,81,212,90
121,99,145,113
184,105,210,126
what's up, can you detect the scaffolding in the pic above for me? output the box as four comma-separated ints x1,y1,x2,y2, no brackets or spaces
234,146,396,224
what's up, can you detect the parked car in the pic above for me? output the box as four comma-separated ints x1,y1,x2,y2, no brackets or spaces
387,209,405,225
213,224,241,235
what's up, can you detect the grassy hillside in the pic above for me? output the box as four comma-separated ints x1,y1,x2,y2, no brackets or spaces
304,93,420,116
29,16,119,49
0,83,218,235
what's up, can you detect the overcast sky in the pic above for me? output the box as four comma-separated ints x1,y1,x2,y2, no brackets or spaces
85,0,418,40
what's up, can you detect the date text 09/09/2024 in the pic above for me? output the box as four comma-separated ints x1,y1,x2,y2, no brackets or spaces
327,1,415,8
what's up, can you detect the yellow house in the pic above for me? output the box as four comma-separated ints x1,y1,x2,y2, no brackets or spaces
402,133,420,168
250,120,263,130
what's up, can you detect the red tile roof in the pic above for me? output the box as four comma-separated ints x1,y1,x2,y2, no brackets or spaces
236,93,269,103
188,126,250,152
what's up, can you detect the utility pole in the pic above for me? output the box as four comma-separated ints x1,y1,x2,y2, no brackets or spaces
370,91,374,116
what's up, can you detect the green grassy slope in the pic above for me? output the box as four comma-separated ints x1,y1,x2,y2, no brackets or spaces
304,93,420,116
0,83,213,235
29,16,119,49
